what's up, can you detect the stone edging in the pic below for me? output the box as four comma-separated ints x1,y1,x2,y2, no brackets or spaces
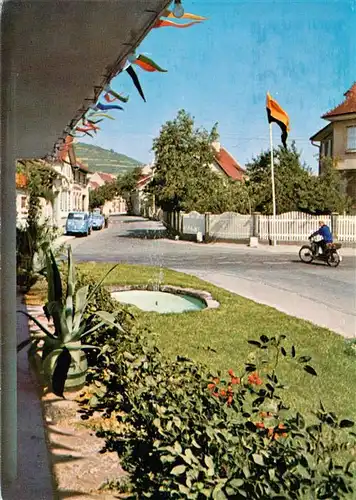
107,285,220,310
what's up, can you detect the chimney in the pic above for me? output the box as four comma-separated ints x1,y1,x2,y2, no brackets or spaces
212,141,221,153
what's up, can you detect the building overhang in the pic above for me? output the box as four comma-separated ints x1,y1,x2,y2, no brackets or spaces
309,123,333,142
321,112,356,122
2,0,170,159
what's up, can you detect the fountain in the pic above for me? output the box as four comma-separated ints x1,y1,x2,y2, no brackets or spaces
110,285,219,314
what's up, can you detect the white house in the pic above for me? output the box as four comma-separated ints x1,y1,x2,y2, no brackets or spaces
87,171,127,215
131,164,154,216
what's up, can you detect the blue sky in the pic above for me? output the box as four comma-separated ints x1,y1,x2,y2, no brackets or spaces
81,0,356,172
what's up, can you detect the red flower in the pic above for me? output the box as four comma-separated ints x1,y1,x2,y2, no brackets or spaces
220,389,227,397
248,372,263,386
231,376,240,385
228,369,236,377
227,395,233,406
207,383,216,391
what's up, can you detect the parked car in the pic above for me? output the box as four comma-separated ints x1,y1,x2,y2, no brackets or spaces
91,212,105,230
65,212,92,236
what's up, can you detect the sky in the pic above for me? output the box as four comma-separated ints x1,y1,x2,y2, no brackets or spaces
80,0,356,172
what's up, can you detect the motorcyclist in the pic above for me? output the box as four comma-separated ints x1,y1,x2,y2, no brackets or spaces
309,220,333,255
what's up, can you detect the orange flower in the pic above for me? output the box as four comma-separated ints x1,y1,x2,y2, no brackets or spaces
228,369,236,377
248,372,263,386
227,395,233,406
220,389,227,397
213,377,220,384
231,377,240,385
260,411,272,418
207,383,216,390
255,421,265,429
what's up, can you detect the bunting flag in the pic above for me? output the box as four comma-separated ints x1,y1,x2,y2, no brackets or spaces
96,102,124,111
266,92,290,148
126,65,146,102
104,93,117,103
87,112,115,120
154,19,202,29
104,88,129,102
133,55,167,73
163,9,207,20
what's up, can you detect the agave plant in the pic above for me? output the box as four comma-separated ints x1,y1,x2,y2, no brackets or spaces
17,245,118,397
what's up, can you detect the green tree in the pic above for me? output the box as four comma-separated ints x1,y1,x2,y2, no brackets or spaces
246,143,313,215
147,109,219,212
116,167,142,214
308,157,352,214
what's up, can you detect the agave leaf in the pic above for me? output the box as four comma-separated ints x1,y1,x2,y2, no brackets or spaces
50,250,62,302
42,348,63,382
79,321,105,340
51,348,71,398
60,307,73,343
17,337,33,353
46,251,55,304
66,344,100,351
65,246,75,332
85,264,119,306
95,311,125,332
16,310,57,339
73,285,89,332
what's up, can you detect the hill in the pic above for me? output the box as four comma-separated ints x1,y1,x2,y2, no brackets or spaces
74,142,143,175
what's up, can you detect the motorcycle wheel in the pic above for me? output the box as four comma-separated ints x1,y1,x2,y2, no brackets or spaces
299,245,314,263
326,251,340,268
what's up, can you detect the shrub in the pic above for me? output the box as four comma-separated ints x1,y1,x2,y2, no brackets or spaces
79,320,356,499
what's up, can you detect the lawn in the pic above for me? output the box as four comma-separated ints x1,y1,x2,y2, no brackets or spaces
29,262,356,420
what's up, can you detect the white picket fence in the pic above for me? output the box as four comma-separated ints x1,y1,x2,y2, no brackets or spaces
338,216,356,242
209,213,253,239
259,212,332,241
172,210,356,243
182,211,205,235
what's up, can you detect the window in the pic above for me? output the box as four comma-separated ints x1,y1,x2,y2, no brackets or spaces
21,196,27,209
346,126,356,151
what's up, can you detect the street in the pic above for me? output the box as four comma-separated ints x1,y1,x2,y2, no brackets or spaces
70,216,356,338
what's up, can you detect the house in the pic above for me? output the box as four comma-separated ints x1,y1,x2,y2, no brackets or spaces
211,142,245,181
310,82,356,204
131,164,154,216
87,171,127,215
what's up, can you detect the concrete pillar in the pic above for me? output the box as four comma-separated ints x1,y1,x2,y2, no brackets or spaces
1,21,18,485
205,212,211,240
249,212,260,247
331,212,339,240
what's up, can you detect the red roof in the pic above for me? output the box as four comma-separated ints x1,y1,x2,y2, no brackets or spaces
89,181,100,190
322,83,356,119
214,147,245,181
137,174,152,188
98,172,116,183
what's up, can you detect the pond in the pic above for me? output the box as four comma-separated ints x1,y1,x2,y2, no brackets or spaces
111,290,206,314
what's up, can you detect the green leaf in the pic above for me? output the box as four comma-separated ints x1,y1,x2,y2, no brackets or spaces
171,464,186,476
174,441,182,454
298,355,312,363
51,347,71,397
304,365,317,376
17,337,33,353
204,455,214,470
73,285,89,331
248,340,261,347
229,479,244,489
252,454,264,466
340,419,354,428
95,310,125,332
212,484,227,500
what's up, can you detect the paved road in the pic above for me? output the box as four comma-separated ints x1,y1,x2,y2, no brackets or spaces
70,216,356,338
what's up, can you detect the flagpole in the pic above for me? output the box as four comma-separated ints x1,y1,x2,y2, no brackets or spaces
269,123,277,246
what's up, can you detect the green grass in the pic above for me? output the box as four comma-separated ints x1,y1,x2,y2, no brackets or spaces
30,262,356,420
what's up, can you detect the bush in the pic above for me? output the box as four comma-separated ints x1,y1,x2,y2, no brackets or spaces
79,320,356,499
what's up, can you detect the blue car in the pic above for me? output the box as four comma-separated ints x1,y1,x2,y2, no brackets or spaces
91,212,105,230
65,212,92,236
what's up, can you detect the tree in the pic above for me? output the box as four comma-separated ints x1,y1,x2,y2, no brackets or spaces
147,109,219,212
147,109,250,214
308,157,352,214
246,143,314,215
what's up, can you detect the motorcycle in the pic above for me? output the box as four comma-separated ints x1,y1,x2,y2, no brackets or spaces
299,236,342,267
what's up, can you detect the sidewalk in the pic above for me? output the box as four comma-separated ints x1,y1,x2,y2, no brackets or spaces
2,297,54,499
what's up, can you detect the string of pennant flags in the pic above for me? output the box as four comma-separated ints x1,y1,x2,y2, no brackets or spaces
63,1,208,145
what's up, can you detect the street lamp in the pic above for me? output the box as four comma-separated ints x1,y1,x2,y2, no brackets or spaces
173,0,184,18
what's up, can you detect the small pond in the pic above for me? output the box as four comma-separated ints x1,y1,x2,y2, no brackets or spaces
111,290,206,314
